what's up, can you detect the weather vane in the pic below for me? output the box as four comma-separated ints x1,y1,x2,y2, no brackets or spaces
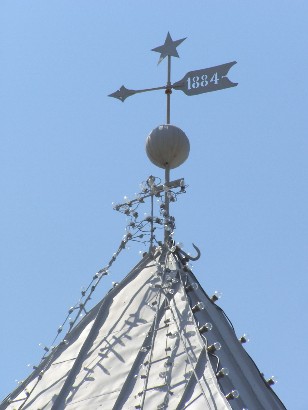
109,33,237,246
109,32,238,125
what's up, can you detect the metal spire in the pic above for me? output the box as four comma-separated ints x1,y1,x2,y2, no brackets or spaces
151,33,186,243
108,33,238,247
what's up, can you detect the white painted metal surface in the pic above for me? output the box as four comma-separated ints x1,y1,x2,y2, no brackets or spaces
2,250,286,409
146,125,190,170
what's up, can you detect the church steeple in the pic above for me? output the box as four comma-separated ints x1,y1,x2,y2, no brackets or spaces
1,34,285,410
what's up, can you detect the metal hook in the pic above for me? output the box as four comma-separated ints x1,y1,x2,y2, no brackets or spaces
177,243,201,261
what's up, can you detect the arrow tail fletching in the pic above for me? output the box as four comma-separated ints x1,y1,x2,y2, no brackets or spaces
173,61,238,96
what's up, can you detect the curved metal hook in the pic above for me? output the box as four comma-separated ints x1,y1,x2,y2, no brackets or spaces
177,243,201,261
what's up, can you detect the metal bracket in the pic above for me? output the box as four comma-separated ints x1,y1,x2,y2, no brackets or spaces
177,243,201,261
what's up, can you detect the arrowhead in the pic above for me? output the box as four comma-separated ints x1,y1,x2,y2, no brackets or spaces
108,85,136,102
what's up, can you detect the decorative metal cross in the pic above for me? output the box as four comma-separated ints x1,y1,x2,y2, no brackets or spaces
109,32,238,124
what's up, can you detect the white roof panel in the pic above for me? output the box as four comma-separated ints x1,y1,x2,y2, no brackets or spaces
1,250,286,410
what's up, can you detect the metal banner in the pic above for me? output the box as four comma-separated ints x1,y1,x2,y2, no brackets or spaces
173,61,237,96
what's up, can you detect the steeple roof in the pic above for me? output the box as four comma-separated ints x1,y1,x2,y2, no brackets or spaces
2,248,285,410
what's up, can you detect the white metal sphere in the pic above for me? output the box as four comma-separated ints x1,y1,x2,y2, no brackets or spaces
145,124,190,169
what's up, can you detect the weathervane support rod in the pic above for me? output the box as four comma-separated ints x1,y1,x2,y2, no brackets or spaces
164,165,170,244
164,55,172,245
166,55,171,124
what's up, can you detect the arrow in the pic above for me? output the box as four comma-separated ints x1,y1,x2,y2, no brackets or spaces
109,61,237,102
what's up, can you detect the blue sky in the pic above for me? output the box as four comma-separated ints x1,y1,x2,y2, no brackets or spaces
1,2,307,409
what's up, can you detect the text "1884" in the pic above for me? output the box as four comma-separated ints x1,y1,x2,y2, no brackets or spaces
187,72,219,90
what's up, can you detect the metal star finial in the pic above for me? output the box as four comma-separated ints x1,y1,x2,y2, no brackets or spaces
152,32,187,64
